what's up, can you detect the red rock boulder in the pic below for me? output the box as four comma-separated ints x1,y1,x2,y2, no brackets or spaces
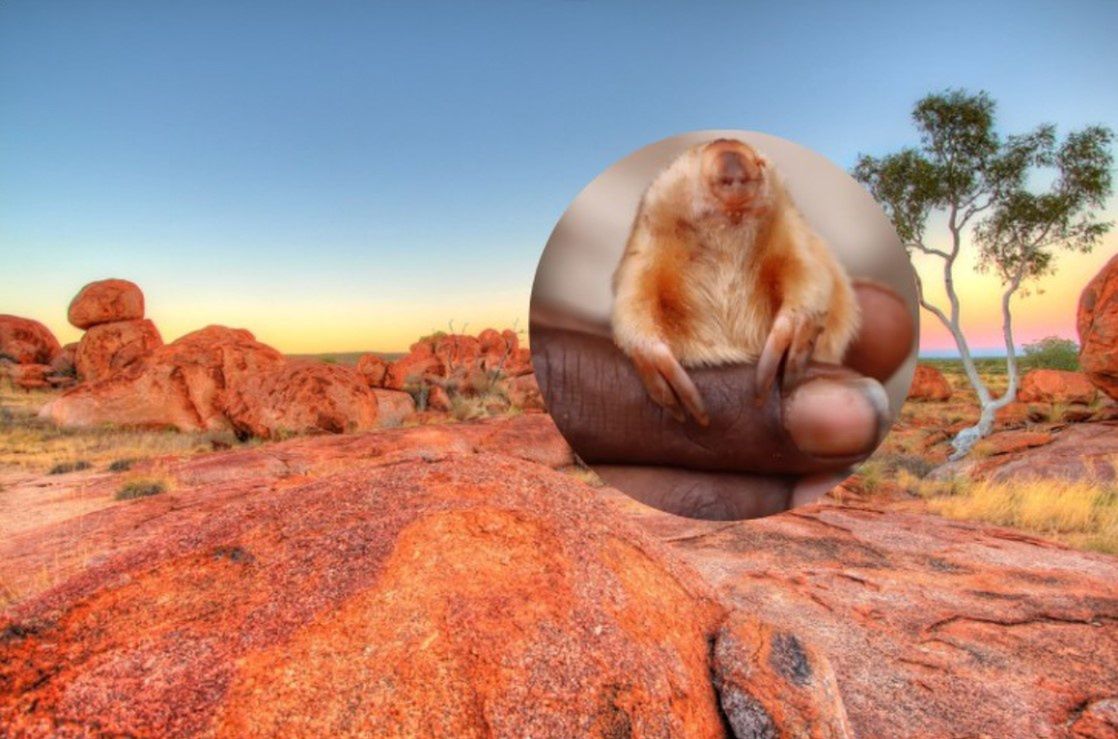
1079,253,1118,400
67,278,145,329
74,319,163,382
1017,368,1097,404
224,361,379,439
0,314,61,364
907,364,952,401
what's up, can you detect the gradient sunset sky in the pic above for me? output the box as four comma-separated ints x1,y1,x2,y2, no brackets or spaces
2,1,1116,355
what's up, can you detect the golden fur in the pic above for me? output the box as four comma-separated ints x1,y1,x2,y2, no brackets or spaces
612,139,859,369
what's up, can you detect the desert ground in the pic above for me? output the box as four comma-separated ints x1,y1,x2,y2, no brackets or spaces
1,272,1117,737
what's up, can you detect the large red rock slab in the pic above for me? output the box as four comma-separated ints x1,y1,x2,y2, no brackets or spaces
0,315,61,365
1018,368,1097,404
616,494,1118,739
74,318,163,382
224,361,379,439
907,364,952,401
0,455,732,737
67,278,145,329
1079,253,1118,400
40,325,285,432
936,421,1118,483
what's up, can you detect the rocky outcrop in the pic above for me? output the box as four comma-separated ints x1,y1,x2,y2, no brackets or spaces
1,414,1113,737
1018,368,1097,404
907,364,952,401
41,326,284,432
74,318,163,382
934,421,1118,483
67,278,145,329
43,326,382,439
1079,253,1118,400
0,315,61,365
223,361,378,439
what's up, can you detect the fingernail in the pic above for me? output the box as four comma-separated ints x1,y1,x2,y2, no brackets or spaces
782,378,889,458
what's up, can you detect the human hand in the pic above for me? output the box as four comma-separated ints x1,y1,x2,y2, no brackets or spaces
530,281,915,520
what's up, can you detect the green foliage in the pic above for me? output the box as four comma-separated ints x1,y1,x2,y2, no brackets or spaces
115,479,166,500
1021,336,1080,371
853,88,1114,287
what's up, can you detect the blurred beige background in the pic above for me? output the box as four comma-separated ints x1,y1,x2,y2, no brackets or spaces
530,129,920,411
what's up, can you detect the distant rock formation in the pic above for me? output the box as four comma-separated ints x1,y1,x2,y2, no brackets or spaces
906,363,952,401
359,328,542,414
42,325,379,438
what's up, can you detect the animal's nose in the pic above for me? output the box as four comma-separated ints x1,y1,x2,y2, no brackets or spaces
716,150,756,185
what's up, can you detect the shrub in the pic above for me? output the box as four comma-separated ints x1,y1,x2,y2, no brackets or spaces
48,460,92,475
1021,336,1080,372
115,479,167,500
108,458,136,473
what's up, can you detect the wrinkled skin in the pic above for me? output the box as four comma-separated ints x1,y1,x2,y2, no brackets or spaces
532,281,915,520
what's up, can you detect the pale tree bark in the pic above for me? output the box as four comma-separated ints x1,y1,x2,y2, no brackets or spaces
909,203,1025,460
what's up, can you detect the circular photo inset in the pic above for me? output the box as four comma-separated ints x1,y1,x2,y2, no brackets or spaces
530,130,918,520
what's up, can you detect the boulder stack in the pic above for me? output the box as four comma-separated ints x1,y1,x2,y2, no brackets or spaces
68,279,162,382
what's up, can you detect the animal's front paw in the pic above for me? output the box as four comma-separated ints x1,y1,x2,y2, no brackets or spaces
627,341,709,425
755,308,827,401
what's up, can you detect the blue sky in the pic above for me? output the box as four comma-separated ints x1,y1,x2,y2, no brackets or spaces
2,1,1116,352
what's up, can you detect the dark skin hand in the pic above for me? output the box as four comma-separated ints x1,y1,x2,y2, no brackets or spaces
531,281,915,520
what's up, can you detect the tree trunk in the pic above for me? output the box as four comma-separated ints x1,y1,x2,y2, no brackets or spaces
948,270,1024,460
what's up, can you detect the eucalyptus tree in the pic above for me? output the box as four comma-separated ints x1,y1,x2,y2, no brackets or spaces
854,90,1113,458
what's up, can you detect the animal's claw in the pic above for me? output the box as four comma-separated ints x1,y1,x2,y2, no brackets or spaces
756,309,825,401
630,342,709,426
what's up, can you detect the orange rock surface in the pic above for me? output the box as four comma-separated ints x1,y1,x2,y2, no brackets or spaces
67,278,145,329
74,318,163,382
0,453,731,737
0,314,61,365
1079,253,1118,400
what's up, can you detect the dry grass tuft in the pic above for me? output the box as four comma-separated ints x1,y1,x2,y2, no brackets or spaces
928,478,1118,555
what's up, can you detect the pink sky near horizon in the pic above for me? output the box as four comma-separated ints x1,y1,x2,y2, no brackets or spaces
912,228,1116,356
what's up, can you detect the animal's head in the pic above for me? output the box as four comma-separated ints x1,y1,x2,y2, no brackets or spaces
692,138,773,224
